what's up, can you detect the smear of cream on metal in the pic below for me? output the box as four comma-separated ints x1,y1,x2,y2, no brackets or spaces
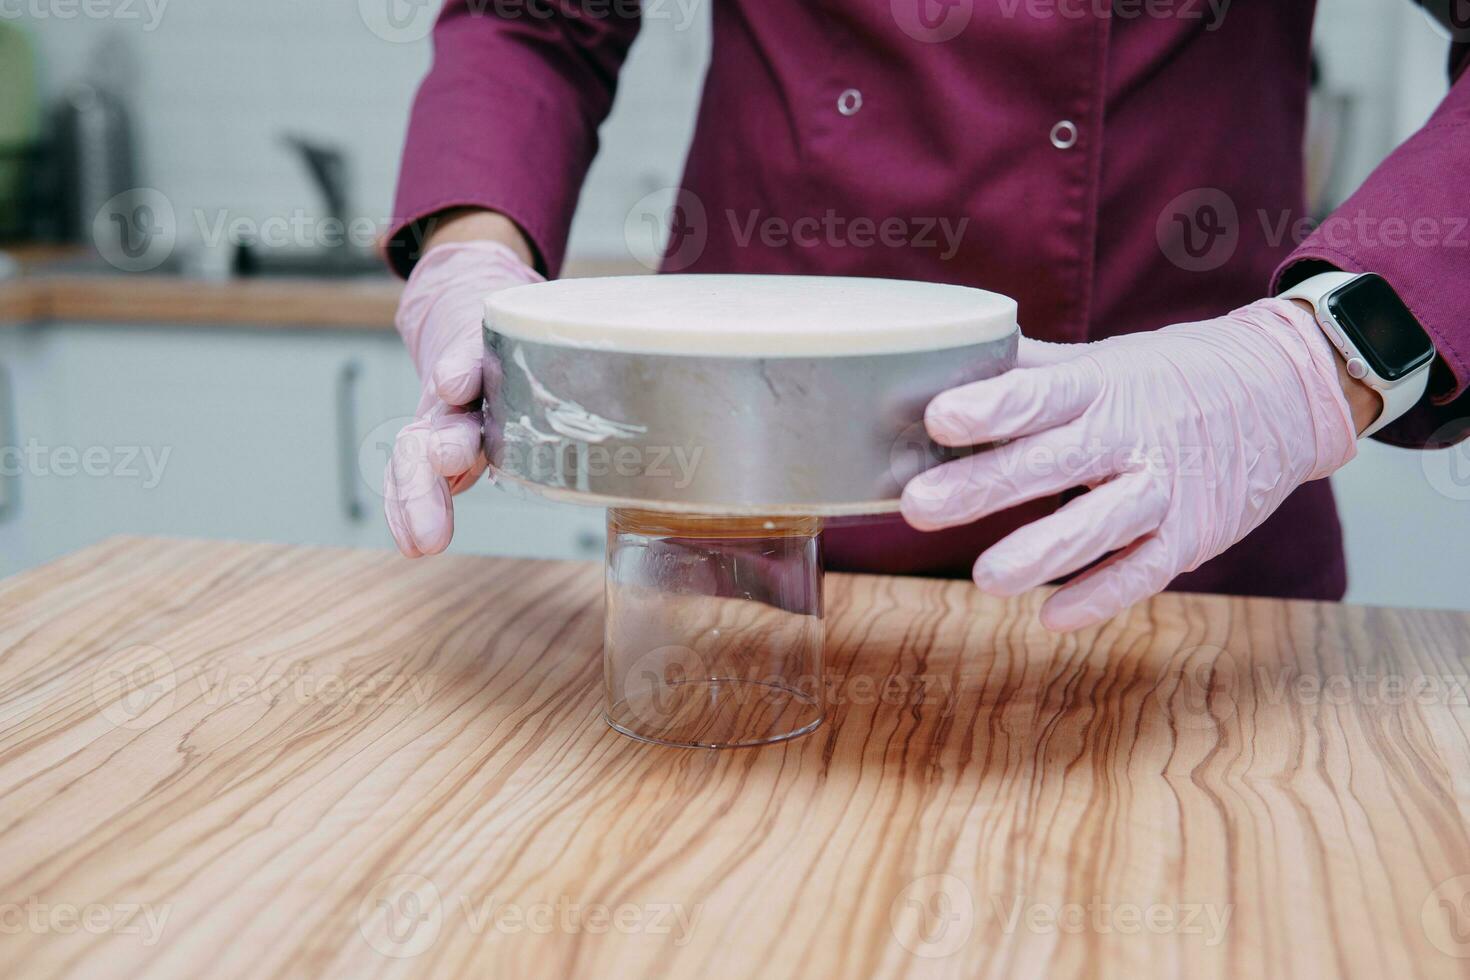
511,345,648,443
503,415,580,489
504,415,561,446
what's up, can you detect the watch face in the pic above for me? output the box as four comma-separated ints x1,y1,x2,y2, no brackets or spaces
1326,274,1436,382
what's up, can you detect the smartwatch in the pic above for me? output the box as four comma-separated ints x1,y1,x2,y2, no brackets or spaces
1278,271,1436,438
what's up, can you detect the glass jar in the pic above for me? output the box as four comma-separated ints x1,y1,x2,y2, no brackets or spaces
603,508,824,748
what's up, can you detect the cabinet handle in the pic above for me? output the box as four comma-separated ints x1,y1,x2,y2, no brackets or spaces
336,360,365,523
0,363,17,525
576,529,603,557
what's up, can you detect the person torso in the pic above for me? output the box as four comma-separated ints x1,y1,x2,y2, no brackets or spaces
667,1,1345,599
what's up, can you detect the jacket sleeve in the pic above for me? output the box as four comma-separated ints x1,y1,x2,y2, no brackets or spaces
1273,42,1470,448
385,1,641,278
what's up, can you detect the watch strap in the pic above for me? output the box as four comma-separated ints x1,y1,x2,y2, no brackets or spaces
1277,271,1355,306
1360,364,1429,438
1278,272,1429,438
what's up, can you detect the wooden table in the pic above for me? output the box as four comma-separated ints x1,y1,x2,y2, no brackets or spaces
3,537,1469,979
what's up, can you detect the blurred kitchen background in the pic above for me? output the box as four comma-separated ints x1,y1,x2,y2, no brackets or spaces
0,0,1465,609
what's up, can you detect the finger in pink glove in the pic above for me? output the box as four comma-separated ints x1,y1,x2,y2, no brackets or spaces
383,241,543,557
901,299,1358,632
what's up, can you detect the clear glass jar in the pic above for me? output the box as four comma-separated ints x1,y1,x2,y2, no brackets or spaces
603,509,824,748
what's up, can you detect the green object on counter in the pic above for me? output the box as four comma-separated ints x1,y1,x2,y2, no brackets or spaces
0,22,39,234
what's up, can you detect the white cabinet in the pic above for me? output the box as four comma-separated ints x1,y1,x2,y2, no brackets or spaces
0,321,604,578
12,323,381,567
1334,443,1470,612
0,325,62,575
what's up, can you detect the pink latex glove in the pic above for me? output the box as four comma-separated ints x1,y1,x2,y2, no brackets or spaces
384,241,542,556
901,298,1359,632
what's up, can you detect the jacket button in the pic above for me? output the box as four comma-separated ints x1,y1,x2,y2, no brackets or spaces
1050,120,1079,149
837,89,863,116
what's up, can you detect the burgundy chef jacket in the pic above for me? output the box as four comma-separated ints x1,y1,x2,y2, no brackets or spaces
388,1,1470,602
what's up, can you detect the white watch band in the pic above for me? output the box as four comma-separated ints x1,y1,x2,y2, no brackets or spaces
1278,272,1430,438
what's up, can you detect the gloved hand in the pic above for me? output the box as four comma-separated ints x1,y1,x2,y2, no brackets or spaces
901,298,1359,631
384,241,542,556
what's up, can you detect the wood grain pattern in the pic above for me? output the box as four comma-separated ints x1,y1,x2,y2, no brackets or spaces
0,279,43,325
2,536,1469,979
0,275,404,330
0,257,649,329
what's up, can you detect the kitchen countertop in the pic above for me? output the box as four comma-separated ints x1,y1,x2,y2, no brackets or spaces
3,536,1469,978
0,250,647,329
0,271,407,330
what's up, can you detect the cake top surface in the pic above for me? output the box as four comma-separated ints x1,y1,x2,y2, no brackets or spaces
484,274,1018,357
